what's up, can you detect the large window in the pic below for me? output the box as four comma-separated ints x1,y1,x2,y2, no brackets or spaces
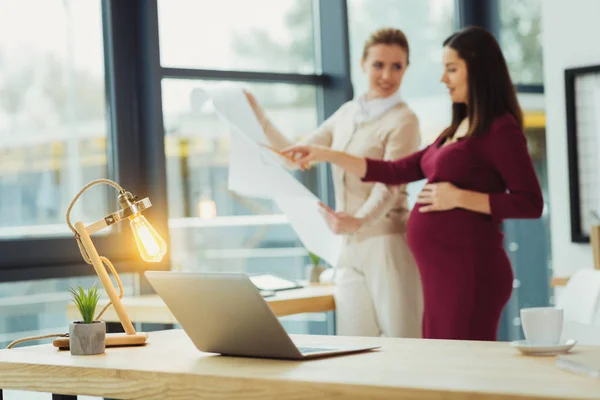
162,79,318,276
157,0,323,281
162,79,317,219
499,0,543,86
0,0,108,240
158,0,317,73
0,0,140,359
347,0,455,144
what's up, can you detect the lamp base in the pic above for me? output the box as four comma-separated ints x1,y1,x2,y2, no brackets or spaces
53,332,148,350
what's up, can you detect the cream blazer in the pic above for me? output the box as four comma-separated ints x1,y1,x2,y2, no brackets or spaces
257,101,421,239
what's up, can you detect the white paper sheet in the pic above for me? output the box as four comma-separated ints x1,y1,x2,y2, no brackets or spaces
191,86,290,169
227,128,314,199
192,86,269,145
275,197,342,267
191,85,341,266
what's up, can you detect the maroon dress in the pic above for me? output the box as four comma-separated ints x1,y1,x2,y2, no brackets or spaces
362,114,543,341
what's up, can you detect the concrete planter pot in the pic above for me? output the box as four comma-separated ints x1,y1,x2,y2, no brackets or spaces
69,320,106,356
306,264,326,283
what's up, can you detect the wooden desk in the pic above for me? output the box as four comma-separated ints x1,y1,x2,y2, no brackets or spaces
1,329,599,400
66,284,336,324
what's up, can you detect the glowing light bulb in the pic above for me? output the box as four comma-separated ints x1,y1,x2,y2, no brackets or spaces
129,214,167,262
198,198,217,219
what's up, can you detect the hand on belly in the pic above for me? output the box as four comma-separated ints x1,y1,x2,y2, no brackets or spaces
416,182,461,213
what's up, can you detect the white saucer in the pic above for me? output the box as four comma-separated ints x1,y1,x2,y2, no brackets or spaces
510,339,577,356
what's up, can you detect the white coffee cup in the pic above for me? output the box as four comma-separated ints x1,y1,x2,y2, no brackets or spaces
520,307,563,345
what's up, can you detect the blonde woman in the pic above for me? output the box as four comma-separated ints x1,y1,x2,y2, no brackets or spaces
246,28,422,338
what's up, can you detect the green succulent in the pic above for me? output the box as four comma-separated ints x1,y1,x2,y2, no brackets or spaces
69,284,101,324
308,251,320,266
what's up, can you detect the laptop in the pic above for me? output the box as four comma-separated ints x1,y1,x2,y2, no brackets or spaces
144,271,380,360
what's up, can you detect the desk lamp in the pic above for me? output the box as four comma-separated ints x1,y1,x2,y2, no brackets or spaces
53,179,167,349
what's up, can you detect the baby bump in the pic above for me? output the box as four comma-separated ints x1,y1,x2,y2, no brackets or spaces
406,207,504,253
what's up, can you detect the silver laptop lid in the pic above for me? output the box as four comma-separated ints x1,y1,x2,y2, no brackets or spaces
145,271,302,359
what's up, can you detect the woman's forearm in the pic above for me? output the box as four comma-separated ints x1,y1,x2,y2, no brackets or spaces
326,149,367,178
247,91,294,150
257,111,294,150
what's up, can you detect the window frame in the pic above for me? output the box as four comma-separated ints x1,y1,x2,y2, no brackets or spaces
0,0,352,282
0,0,171,280
455,0,544,93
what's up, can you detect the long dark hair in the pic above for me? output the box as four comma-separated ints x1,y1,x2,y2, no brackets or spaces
440,26,523,142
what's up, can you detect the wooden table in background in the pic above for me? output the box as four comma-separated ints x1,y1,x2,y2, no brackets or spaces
1,329,599,400
66,284,336,324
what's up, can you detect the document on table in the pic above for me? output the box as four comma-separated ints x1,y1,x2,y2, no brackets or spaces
191,86,342,266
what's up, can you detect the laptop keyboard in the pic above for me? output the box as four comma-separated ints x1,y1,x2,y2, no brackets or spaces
298,346,337,354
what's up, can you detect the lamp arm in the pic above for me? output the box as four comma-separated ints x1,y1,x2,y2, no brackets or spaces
65,179,126,263
94,256,124,320
75,221,136,335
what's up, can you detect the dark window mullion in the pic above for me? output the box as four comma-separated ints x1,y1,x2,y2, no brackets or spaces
100,0,165,271
456,0,544,93
161,67,329,86
455,0,500,37
101,0,170,273
515,84,544,94
314,0,352,207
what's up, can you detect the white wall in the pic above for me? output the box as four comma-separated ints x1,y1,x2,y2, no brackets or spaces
542,0,600,276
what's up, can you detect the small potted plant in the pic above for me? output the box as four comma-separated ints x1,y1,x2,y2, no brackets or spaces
306,251,326,284
69,284,105,355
